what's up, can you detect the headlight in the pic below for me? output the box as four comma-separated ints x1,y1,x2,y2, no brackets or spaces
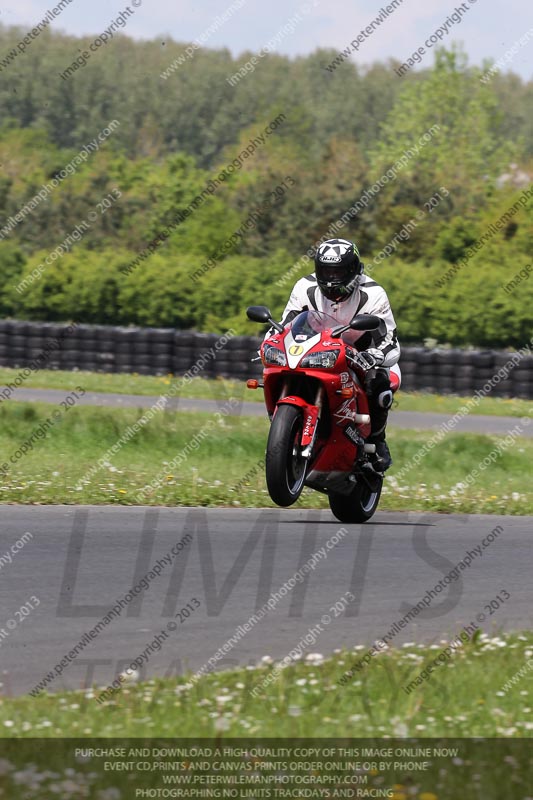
263,344,287,366
301,349,340,368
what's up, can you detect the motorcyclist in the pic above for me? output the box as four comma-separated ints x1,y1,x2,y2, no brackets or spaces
268,238,401,471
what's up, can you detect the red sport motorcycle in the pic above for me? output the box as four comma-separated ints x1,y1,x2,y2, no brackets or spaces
246,305,398,523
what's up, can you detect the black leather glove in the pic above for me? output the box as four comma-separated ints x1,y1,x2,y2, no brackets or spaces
348,347,385,371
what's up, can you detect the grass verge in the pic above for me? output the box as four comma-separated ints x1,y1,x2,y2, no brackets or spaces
0,402,531,513
2,632,532,737
1,366,532,418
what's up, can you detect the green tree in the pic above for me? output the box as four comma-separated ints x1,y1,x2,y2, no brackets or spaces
369,48,514,216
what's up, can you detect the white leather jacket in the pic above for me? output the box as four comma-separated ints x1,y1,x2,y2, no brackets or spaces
268,272,400,367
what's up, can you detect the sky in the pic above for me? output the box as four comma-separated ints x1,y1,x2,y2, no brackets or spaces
1,0,532,79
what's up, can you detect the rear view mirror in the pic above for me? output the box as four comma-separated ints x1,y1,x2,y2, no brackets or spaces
246,305,272,324
349,314,381,331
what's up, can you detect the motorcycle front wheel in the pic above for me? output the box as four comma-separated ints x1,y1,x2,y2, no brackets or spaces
265,404,308,507
328,475,383,523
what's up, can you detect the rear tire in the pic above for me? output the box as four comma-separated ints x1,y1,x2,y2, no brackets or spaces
266,404,308,507
328,476,383,523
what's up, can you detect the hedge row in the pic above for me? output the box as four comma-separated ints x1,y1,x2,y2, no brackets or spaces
1,241,532,349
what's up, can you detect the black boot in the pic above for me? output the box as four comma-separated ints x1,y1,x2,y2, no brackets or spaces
365,368,393,472
372,440,392,471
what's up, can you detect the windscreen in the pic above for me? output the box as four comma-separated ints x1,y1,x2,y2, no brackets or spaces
288,310,339,339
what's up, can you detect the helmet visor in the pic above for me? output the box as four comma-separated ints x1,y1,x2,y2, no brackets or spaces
320,264,348,283
318,264,348,284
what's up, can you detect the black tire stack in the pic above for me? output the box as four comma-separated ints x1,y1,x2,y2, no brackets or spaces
0,320,31,368
141,329,174,376
396,348,532,399
469,352,496,396
509,355,533,399
397,348,443,393
59,324,93,372
0,318,531,398
222,335,260,379
172,331,197,375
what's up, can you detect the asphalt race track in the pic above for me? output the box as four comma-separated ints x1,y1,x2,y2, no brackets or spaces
1,506,531,696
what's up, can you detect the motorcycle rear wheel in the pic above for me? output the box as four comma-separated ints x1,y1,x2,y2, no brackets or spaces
328,476,383,523
266,404,308,507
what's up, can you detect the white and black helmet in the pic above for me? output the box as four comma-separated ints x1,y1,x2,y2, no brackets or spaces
315,238,363,301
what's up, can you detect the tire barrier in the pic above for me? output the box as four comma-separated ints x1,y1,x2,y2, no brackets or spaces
0,319,532,399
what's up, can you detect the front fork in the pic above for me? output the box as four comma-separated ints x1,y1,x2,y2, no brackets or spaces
274,381,324,462
301,385,323,459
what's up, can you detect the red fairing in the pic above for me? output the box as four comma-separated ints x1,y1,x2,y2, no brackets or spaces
275,398,320,447
260,315,374,468
248,306,393,521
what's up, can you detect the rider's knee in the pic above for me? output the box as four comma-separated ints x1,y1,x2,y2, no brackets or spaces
376,389,393,409
366,368,391,399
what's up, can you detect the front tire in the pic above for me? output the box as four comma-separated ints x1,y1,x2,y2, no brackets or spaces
266,404,308,507
328,476,383,523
